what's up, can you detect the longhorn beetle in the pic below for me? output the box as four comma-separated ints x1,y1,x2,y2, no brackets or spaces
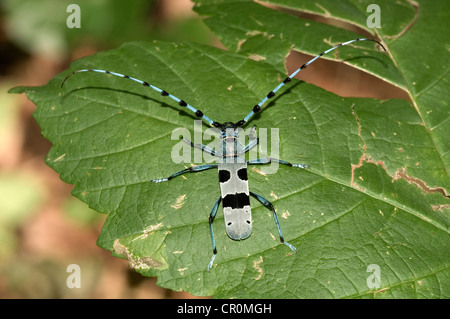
62,38,386,271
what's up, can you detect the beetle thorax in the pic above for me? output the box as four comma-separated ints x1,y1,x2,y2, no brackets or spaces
220,127,245,164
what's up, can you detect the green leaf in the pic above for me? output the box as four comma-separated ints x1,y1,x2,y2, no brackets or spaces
10,0,449,298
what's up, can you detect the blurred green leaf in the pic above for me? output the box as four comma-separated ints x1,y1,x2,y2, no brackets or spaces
10,0,449,298
63,197,105,226
0,173,43,225
0,172,44,259
1,0,153,58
